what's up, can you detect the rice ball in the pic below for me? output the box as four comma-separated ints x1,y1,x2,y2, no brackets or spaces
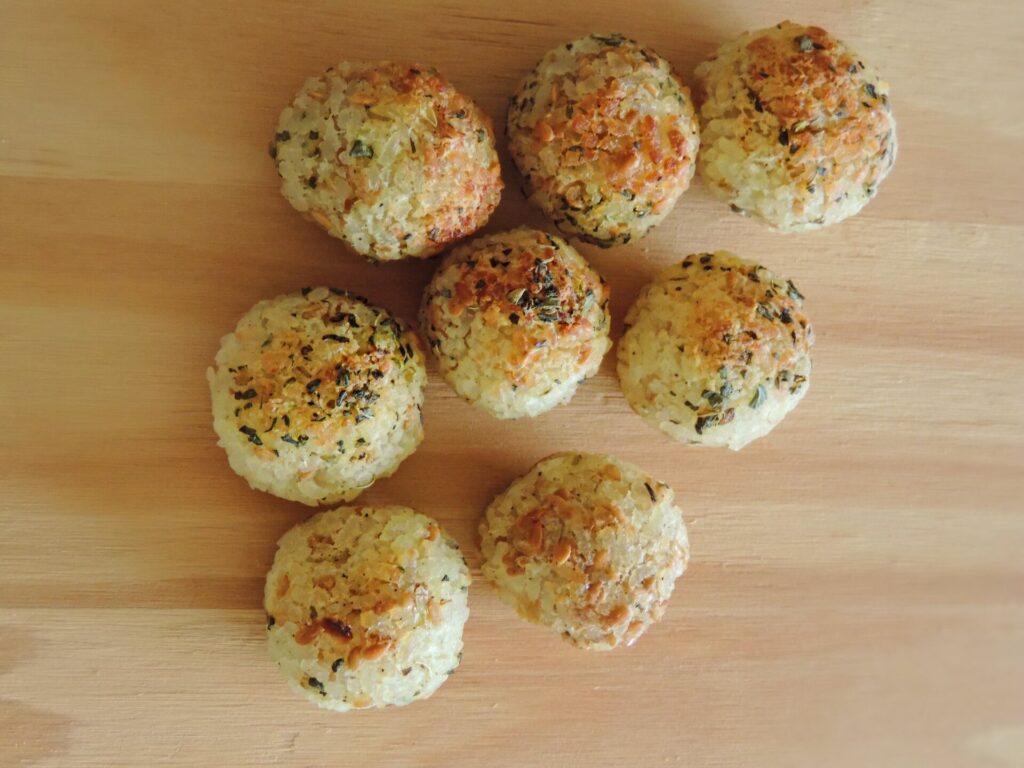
694,21,897,231
265,505,470,711
618,251,814,450
271,62,503,260
208,287,426,505
419,228,611,419
480,452,689,650
507,34,700,247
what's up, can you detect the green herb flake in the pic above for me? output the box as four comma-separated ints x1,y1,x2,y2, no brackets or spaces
702,390,723,407
349,140,373,158
239,426,262,446
695,414,719,434
795,35,814,53
750,384,767,409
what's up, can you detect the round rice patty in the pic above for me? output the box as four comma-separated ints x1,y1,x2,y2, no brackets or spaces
507,33,699,247
618,251,813,450
694,21,897,231
272,62,503,260
420,228,611,419
480,452,689,650
208,287,426,505
265,505,470,711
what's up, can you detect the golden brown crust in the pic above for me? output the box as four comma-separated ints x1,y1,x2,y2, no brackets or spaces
527,71,692,206
224,288,423,457
694,21,897,230
273,62,503,260
264,505,470,710
419,228,611,418
508,35,699,246
424,229,607,369
618,251,814,448
735,24,892,189
480,452,689,650
680,253,812,386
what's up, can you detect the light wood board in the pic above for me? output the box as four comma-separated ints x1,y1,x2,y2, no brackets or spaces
2,1,1023,766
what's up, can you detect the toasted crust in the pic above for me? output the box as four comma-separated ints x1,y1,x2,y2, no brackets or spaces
207,287,426,505
420,228,611,419
265,506,470,711
272,62,503,260
480,452,689,650
507,34,699,246
694,21,897,231
617,251,814,450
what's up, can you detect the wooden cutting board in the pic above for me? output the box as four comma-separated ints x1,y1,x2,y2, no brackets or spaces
2,1,1022,766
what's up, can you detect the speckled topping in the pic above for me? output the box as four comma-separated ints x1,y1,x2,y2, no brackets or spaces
694,21,897,231
420,228,611,419
618,251,814,450
507,34,700,247
480,452,689,650
208,287,426,505
265,506,470,711
272,62,503,260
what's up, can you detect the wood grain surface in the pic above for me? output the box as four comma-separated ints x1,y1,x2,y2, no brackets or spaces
2,1,1022,766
